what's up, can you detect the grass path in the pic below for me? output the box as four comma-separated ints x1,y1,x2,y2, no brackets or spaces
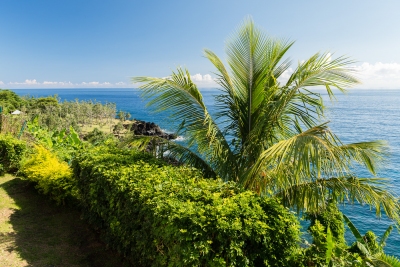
0,174,130,267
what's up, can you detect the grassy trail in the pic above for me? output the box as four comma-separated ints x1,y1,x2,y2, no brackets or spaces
0,174,129,267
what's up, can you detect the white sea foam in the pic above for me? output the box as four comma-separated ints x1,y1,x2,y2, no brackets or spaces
174,136,185,142
161,128,185,142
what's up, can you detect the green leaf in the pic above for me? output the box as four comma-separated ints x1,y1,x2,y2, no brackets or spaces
379,225,394,249
326,226,333,264
343,214,363,242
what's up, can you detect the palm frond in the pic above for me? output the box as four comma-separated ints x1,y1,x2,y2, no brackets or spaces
286,52,359,91
133,68,235,180
276,176,399,220
336,141,389,176
379,225,394,249
243,123,346,187
373,253,400,267
343,214,364,242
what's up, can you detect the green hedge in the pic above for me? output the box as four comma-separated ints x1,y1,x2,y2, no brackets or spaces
72,147,300,266
0,134,26,174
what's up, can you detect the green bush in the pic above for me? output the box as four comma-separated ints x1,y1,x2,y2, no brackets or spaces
72,146,301,266
300,203,365,266
20,145,77,204
83,128,116,145
0,134,26,173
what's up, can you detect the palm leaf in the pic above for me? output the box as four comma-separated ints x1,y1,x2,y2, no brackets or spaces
343,214,364,242
326,226,334,264
133,68,234,180
372,253,400,267
379,225,394,249
276,177,399,219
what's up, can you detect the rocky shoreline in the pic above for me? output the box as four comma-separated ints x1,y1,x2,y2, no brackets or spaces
120,120,177,140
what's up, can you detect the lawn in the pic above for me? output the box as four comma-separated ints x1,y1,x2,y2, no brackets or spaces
0,174,130,267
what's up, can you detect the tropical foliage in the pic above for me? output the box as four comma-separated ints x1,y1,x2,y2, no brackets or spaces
0,134,26,174
0,89,26,113
0,90,117,135
20,145,77,204
344,214,400,266
72,146,300,267
132,19,400,220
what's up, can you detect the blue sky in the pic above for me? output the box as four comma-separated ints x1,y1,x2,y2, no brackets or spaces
1,0,400,89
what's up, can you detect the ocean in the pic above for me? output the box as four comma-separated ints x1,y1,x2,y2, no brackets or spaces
11,88,400,256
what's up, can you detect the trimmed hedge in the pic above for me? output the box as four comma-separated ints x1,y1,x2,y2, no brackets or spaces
0,134,26,174
72,147,301,266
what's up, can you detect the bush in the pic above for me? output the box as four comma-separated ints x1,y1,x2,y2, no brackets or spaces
0,134,26,173
83,128,116,145
72,146,301,266
20,145,77,204
300,203,365,266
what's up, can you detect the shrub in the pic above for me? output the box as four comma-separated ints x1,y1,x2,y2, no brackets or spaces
301,203,365,266
72,146,301,266
20,145,77,204
0,134,26,173
83,128,116,145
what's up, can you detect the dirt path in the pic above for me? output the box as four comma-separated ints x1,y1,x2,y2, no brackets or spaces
0,174,130,267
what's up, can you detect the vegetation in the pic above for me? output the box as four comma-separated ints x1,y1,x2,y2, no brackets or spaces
20,145,77,204
0,18,399,267
0,89,117,135
73,146,301,266
0,174,129,266
0,134,26,174
344,214,400,266
132,19,399,221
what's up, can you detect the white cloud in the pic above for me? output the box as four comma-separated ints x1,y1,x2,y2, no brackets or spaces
278,67,294,83
191,73,203,81
79,81,112,86
43,81,74,86
354,62,400,89
190,73,218,88
9,79,40,85
24,79,38,85
3,63,400,89
278,62,400,89
43,81,58,85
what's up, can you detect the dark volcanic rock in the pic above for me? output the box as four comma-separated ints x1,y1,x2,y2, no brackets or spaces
129,120,177,140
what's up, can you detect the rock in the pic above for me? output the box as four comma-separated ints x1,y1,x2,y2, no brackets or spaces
129,120,177,140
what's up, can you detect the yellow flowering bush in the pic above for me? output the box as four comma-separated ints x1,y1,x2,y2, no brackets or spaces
20,145,77,204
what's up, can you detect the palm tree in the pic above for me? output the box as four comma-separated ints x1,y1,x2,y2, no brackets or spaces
132,19,399,220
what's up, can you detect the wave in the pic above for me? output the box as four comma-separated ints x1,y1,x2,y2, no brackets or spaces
173,136,185,142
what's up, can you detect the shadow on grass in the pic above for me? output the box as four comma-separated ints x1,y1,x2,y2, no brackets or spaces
0,176,132,267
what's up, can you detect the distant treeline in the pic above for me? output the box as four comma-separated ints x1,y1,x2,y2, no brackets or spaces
0,89,116,132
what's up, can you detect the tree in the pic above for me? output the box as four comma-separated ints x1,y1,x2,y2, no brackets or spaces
0,89,26,112
132,19,399,219
117,110,125,121
125,112,131,121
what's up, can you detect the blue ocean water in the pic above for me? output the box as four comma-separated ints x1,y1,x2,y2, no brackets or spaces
11,88,400,255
